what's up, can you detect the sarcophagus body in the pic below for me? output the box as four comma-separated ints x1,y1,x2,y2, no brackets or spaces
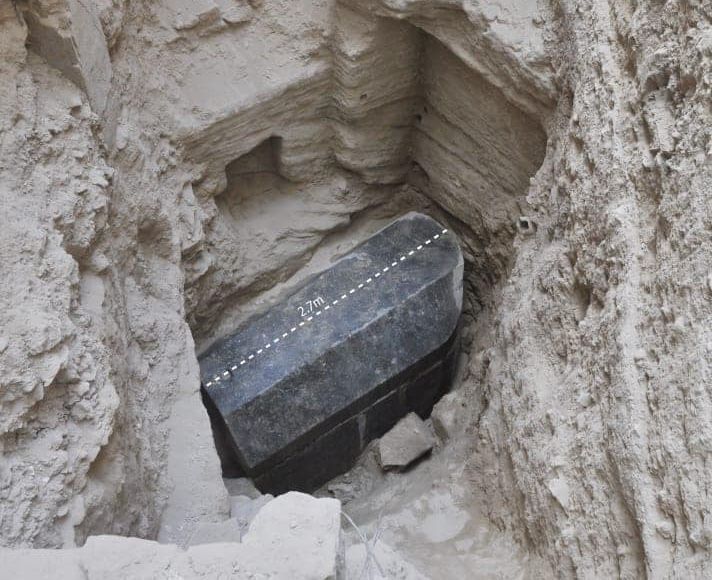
200,212,463,493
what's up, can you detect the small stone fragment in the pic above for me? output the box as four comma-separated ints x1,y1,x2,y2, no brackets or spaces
548,477,571,511
431,391,465,441
577,391,594,408
377,413,435,471
242,491,343,579
220,4,253,25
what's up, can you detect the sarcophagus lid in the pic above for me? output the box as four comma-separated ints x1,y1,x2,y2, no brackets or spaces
200,212,463,493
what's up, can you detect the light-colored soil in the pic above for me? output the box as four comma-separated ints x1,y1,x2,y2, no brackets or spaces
1,0,710,577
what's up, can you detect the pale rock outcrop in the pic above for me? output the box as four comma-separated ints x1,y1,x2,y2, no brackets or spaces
471,2,712,577
21,0,112,115
2,492,344,579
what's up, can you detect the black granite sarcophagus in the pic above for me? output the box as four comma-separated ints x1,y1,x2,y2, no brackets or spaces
200,212,463,493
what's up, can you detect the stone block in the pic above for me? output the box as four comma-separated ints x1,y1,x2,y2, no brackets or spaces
431,390,466,442
200,212,463,492
376,412,435,471
1,493,343,580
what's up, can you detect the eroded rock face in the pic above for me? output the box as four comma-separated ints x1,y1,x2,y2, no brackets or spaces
0,5,118,548
1,2,228,549
471,2,712,578
1,0,710,578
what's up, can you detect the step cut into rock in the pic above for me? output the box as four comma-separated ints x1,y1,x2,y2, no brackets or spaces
200,212,463,493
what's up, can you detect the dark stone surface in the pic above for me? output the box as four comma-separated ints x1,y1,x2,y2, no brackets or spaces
253,331,460,494
200,212,463,492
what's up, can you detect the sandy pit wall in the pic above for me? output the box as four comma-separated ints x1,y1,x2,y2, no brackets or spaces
469,1,712,577
1,1,228,549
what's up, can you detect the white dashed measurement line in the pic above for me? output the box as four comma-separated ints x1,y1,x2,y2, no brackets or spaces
204,227,450,386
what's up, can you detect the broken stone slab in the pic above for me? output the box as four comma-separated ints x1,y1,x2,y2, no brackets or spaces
1,492,343,580
376,412,436,471
431,390,467,442
200,212,463,493
242,491,343,580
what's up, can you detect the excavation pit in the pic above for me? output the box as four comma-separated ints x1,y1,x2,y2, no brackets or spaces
200,212,463,494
